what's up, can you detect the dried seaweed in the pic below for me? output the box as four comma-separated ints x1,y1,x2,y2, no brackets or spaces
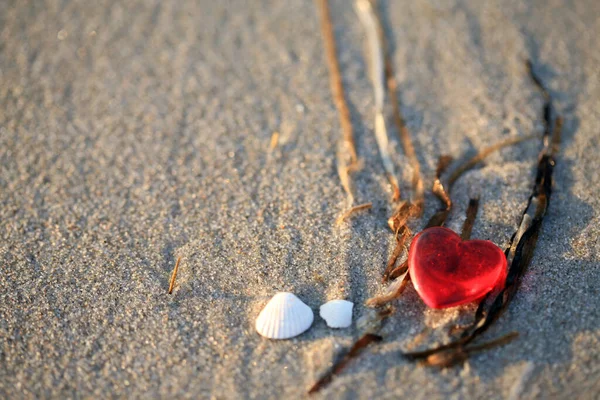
403,60,561,363
308,334,383,394
377,136,533,305
309,307,392,394
168,256,181,294
426,133,534,229
381,223,410,281
356,0,401,200
447,135,536,188
460,198,480,240
387,201,417,233
316,0,359,204
335,202,373,225
382,201,419,282
388,259,408,281
371,0,424,210
366,267,409,307
356,0,427,285
352,0,426,280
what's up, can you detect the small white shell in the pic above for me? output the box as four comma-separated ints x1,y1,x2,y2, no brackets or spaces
319,300,354,328
255,292,314,339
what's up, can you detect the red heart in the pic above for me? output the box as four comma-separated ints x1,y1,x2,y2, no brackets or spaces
408,227,507,309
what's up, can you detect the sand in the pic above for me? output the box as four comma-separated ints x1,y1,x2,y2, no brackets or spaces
0,0,599,398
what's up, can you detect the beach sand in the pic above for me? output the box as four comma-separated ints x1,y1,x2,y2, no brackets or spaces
1,0,599,398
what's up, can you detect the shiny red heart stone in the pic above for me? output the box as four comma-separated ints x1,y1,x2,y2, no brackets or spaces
408,227,507,309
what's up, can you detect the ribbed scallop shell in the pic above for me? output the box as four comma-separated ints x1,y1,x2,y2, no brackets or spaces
255,292,314,339
319,300,354,328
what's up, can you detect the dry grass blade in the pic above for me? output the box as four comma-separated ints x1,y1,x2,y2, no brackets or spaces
168,256,181,294
356,0,401,201
387,201,416,233
316,0,358,171
335,202,373,225
337,148,356,205
269,132,279,151
463,331,519,353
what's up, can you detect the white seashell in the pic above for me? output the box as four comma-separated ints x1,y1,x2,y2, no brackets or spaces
319,300,354,328
255,292,314,339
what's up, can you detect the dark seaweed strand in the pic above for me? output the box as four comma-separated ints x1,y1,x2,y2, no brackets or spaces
526,60,552,147
308,334,383,394
404,62,561,361
460,198,480,240
468,117,561,333
460,62,560,342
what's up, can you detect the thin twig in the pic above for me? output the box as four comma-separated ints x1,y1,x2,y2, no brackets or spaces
335,202,373,225
426,134,535,229
358,0,425,284
316,0,359,204
168,256,181,294
447,135,536,188
459,90,562,348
